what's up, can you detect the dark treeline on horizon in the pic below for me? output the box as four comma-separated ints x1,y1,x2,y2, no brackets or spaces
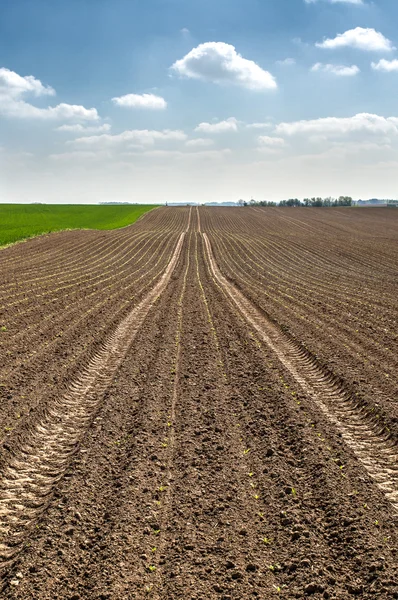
239,196,353,207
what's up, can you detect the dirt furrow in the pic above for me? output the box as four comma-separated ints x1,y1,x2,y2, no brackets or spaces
1,206,397,599
3,248,188,599
203,233,398,514
0,233,185,573
198,232,398,598
208,231,398,409
153,231,276,599
0,235,178,442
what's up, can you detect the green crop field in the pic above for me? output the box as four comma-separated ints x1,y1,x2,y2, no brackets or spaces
0,204,159,247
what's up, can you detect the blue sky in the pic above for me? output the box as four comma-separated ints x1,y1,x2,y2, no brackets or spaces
1,0,398,203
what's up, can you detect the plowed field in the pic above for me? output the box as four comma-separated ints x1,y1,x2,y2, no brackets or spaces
0,206,397,599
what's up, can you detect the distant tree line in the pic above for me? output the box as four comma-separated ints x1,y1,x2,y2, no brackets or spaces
238,196,353,207
302,196,353,207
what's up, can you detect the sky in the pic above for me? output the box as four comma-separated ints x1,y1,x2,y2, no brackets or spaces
1,0,398,203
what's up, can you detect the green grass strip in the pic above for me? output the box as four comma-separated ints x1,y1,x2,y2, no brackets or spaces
0,204,159,247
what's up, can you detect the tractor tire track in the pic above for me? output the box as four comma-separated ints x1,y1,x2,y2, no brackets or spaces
203,232,398,513
0,232,186,572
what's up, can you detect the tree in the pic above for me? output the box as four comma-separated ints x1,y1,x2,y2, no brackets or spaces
338,196,352,206
300,195,353,207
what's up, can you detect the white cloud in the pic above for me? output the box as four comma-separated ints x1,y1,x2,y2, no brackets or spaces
56,123,111,134
180,28,190,36
69,129,188,148
316,28,395,52
0,67,99,121
246,122,273,129
275,113,398,136
0,67,55,97
371,59,398,72
305,0,364,4
258,135,286,146
276,58,296,66
185,138,215,147
194,118,238,133
0,101,99,121
112,93,167,110
311,62,360,76
171,42,277,90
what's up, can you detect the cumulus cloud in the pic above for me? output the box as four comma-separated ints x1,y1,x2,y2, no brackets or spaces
194,118,238,133
112,93,167,110
1,101,99,120
371,59,398,72
69,129,188,148
171,42,277,90
311,62,360,76
246,122,273,129
0,67,99,121
0,67,55,97
185,138,215,147
275,113,398,136
258,136,286,146
316,28,395,52
56,123,111,134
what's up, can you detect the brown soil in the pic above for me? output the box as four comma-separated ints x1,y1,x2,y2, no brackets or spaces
201,207,398,435
0,207,397,599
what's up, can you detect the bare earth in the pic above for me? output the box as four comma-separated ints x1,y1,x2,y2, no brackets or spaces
0,206,397,599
